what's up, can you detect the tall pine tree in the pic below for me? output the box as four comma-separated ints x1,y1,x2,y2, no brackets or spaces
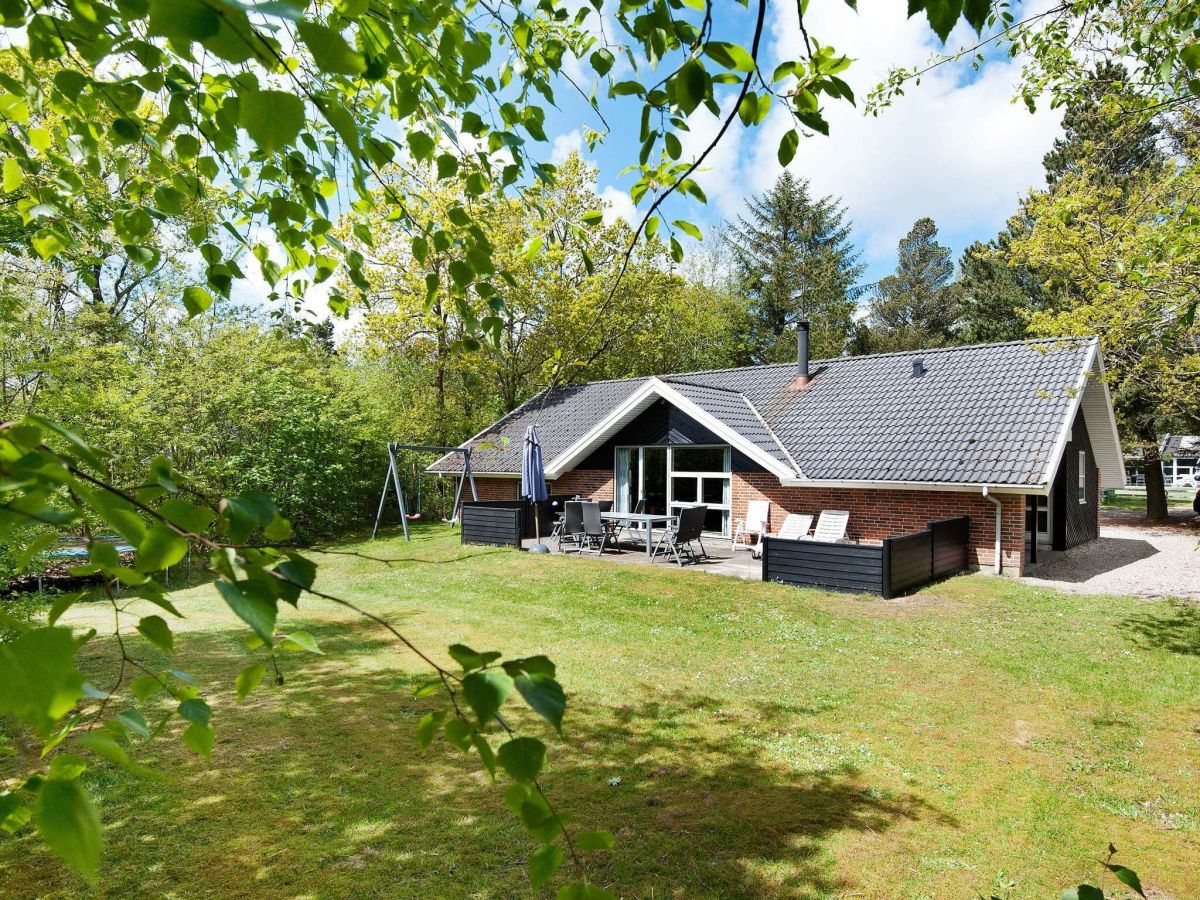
857,217,959,353
724,172,864,363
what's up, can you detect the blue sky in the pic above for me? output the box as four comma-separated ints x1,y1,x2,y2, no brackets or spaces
535,0,1063,287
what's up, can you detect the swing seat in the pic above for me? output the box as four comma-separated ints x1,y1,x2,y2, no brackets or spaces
405,513,422,520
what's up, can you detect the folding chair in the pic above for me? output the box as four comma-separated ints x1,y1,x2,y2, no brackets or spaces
652,505,708,566
809,510,850,543
751,513,813,558
732,500,770,551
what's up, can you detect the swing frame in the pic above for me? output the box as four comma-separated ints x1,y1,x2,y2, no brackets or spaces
371,443,478,541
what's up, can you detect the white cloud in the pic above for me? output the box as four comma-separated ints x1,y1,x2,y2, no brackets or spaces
600,185,636,225
694,0,1063,272
551,128,584,165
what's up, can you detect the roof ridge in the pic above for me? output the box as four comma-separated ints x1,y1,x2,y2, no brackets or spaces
659,376,745,394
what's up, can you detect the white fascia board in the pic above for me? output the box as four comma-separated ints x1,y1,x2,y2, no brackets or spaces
1037,338,1095,492
543,379,662,478
544,378,800,481
777,477,1037,495
1087,347,1128,487
653,382,799,481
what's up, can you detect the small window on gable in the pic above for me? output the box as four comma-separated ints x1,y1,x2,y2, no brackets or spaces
1078,450,1087,504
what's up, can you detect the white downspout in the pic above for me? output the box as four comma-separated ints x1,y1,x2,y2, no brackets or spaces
982,486,1003,575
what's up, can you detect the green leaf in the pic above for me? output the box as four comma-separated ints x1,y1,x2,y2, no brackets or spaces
497,736,546,782
36,777,102,883
704,41,755,72
0,627,85,736
181,285,213,317
529,843,564,890
297,20,366,75
416,710,446,749
215,581,277,644
462,670,512,725
135,615,174,654
129,674,162,703
472,732,497,779
278,631,322,654
673,58,708,116
3,156,23,191
182,722,214,758
448,644,500,672
238,90,306,153
48,754,87,781
116,709,149,740
406,130,435,161
575,829,615,851
157,498,214,535
236,663,266,703
922,0,964,42
1061,887,1105,900
1105,864,1146,898
444,716,473,751
178,698,211,727
778,128,799,166
1181,44,1200,73
590,48,614,76
514,674,566,733
135,525,188,573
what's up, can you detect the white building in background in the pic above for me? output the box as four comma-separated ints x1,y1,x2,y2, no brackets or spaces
1125,435,1200,487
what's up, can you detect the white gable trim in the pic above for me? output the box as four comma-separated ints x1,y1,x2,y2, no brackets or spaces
544,378,798,480
1038,340,1125,490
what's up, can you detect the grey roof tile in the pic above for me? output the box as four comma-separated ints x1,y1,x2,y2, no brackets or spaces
430,338,1094,486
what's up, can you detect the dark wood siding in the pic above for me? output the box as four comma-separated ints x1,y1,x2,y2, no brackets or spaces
578,399,765,472
461,503,523,547
883,530,932,596
762,538,884,593
762,516,970,597
1051,412,1099,551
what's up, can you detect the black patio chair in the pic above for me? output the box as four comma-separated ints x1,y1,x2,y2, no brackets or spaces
597,500,614,513
558,501,586,553
578,501,617,556
652,505,709,566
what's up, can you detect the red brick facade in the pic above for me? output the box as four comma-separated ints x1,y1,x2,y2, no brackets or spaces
474,469,1027,571
731,471,1026,571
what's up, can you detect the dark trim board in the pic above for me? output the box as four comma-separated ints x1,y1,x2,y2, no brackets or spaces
763,517,971,597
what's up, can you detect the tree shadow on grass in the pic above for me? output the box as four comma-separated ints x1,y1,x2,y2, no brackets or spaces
8,621,955,899
1119,599,1200,657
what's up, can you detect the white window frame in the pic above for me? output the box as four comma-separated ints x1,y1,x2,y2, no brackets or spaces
614,444,732,535
1078,450,1087,504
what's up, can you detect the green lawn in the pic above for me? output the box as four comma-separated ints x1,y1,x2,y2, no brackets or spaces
3,524,1199,898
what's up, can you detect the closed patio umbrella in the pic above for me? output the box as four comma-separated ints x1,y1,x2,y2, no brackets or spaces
522,425,550,553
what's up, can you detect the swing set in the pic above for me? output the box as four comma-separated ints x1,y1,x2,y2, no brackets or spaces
371,443,478,541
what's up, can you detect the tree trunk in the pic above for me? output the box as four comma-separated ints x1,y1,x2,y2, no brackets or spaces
1142,443,1169,521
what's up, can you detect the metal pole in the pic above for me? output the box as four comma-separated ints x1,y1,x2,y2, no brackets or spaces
390,443,410,541
371,444,393,540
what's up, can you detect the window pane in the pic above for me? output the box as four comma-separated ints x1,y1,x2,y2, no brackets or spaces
703,508,726,533
672,446,728,472
701,477,727,505
671,477,697,502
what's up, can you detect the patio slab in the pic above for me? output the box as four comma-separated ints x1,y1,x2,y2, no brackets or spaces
520,534,762,579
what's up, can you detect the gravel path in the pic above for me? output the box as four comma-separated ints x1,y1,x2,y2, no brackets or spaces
1023,520,1200,600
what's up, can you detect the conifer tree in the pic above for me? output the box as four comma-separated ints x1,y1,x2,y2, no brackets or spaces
724,172,864,363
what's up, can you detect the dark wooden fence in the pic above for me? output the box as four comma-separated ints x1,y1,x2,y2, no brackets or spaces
460,502,524,547
763,516,971,597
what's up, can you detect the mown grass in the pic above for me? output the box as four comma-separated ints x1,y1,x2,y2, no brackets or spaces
3,523,1199,898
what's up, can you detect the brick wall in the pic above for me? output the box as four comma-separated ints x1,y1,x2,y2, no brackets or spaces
477,470,1027,572
549,469,614,500
470,477,519,500
732,472,1026,571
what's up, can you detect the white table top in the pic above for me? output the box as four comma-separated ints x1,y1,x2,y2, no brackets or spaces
599,511,675,523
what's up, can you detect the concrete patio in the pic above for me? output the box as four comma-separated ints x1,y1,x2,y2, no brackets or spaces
520,533,763,579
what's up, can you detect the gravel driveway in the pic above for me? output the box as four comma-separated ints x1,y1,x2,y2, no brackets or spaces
1023,517,1200,600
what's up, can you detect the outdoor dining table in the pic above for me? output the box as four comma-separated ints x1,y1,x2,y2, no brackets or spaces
600,510,676,558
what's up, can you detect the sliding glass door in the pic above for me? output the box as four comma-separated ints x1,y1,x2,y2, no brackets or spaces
613,444,731,534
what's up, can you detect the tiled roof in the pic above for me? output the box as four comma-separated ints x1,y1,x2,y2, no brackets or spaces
430,338,1096,487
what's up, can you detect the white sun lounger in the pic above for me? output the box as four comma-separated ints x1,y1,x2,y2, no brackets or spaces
751,513,812,558
809,509,850,543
